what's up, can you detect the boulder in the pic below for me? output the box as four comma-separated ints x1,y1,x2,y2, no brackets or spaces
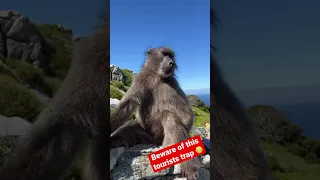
0,115,31,137
110,65,127,84
0,10,54,74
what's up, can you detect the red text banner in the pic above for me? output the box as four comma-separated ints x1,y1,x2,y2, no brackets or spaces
147,135,206,172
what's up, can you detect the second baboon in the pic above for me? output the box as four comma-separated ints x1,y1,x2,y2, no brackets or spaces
210,7,272,180
110,47,201,180
0,7,111,180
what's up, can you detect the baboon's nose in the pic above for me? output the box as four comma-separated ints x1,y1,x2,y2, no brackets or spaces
169,61,175,67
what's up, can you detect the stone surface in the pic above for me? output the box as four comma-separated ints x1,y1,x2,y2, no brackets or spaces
0,115,31,136
110,145,210,180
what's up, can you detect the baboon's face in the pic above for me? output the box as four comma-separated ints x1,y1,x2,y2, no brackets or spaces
145,47,177,78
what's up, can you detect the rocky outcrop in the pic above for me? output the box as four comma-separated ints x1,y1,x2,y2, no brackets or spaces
0,10,54,74
110,64,127,84
110,145,210,180
187,95,205,107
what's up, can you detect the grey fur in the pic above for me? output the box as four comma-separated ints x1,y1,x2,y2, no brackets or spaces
110,47,201,180
0,12,110,180
210,7,272,180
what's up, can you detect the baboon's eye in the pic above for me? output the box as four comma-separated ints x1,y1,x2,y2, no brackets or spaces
162,52,174,59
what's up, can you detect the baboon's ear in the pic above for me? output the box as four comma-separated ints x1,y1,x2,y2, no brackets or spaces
147,48,153,54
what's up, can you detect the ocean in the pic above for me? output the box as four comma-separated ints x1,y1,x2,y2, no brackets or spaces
196,94,210,106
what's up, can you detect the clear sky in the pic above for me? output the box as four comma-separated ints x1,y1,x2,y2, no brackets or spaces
110,0,210,90
1,0,105,36
214,0,320,91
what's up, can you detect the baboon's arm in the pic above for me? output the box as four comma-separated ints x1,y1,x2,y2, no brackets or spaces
110,78,147,134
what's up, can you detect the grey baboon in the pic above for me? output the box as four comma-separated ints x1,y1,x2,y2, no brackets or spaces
0,9,111,180
210,7,272,180
110,47,201,180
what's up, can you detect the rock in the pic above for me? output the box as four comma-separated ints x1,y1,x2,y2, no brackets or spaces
191,127,210,139
0,115,31,136
110,65,127,84
0,33,5,58
187,95,205,107
6,38,26,59
110,145,210,180
6,16,42,43
0,10,19,19
110,98,121,108
190,127,210,153
110,147,126,172
0,10,54,74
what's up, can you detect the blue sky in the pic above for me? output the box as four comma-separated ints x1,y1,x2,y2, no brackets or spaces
110,0,210,90
1,0,104,36
214,0,320,91
2,0,210,91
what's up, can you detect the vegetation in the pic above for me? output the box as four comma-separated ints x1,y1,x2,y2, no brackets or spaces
262,142,320,180
249,105,320,179
192,106,210,127
121,69,134,86
37,24,74,80
111,80,125,91
0,138,15,166
110,85,123,100
0,75,44,122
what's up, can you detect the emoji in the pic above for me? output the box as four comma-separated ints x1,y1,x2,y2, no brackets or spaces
195,146,203,154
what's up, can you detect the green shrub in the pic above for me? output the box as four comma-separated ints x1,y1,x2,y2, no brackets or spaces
43,76,62,96
287,143,308,158
49,40,72,79
0,75,44,122
266,153,284,172
110,85,123,100
298,137,320,155
0,138,15,167
36,24,73,80
122,69,133,86
274,172,289,180
37,24,61,37
305,153,320,164
124,86,130,92
4,58,44,86
112,80,125,90
3,59,57,96
199,105,210,112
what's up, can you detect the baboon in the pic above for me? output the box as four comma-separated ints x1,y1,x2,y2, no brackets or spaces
210,7,272,180
110,47,201,180
0,9,111,180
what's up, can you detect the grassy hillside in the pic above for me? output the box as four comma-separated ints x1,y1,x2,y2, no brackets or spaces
263,142,320,180
0,24,72,122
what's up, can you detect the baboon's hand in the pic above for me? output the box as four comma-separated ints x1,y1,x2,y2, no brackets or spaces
180,158,201,180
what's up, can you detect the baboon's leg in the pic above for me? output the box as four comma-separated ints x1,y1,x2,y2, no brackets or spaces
161,111,201,180
110,120,157,148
